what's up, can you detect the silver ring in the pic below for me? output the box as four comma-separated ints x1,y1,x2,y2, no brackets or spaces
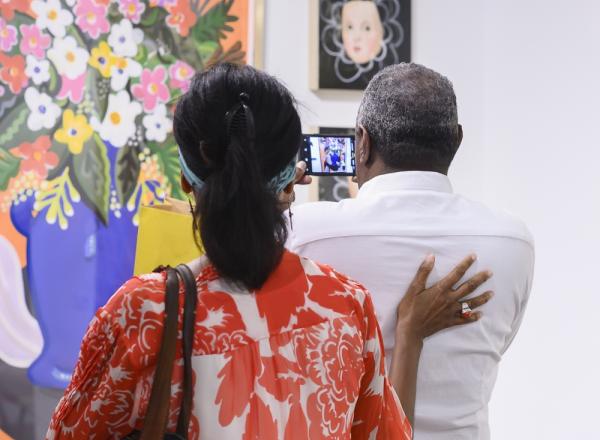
460,302,473,318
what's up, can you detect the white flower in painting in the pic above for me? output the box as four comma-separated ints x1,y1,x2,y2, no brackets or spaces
24,87,61,131
110,57,142,91
143,104,172,142
31,0,74,38
107,19,143,58
92,91,141,147
47,36,89,79
25,56,51,85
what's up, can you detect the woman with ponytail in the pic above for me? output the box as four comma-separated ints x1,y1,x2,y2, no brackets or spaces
47,63,491,439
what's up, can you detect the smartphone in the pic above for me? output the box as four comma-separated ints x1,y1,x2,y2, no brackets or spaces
300,134,356,176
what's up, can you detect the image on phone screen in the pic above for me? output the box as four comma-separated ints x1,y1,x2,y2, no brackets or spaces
300,135,356,176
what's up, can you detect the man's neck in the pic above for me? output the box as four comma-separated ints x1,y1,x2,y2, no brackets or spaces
361,166,449,188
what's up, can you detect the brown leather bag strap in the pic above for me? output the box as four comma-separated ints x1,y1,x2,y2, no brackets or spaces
173,264,198,437
139,268,180,440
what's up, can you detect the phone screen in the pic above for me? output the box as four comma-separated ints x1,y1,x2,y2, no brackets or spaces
300,134,356,176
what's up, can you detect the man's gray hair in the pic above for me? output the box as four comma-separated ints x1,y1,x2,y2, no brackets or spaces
357,63,459,169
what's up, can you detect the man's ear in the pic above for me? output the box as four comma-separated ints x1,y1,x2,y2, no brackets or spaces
457,124,464,147
356,125,373,166
181,173,193,194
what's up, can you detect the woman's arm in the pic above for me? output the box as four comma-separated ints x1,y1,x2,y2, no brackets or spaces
388,254,494,426
388,332,423,430
47,276,175,439
352,293,413,440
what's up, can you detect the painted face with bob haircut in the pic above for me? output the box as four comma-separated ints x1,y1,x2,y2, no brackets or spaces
341,0,384,64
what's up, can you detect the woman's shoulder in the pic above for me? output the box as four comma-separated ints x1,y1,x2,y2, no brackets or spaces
100,272,168,328
257,251,368,322
298,253,369,296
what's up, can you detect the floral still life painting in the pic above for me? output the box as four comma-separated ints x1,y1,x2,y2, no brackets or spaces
0,0,260,388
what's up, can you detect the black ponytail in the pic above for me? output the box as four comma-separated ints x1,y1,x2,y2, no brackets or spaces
173,64,301,289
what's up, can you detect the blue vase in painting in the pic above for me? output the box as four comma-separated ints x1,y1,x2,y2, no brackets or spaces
11,141,160,389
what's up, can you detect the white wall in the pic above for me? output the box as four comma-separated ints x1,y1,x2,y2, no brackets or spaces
482,1,600,439
263,0,599,438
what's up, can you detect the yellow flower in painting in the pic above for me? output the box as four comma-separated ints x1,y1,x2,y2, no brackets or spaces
54,109,93,155
89,41,116,78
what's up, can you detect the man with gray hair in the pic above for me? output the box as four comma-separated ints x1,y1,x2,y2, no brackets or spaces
288,63,534,439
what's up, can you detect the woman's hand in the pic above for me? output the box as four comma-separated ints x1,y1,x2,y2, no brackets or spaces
280,161,313,207
389,254,493,427
395,254,493,342
294,161,312,186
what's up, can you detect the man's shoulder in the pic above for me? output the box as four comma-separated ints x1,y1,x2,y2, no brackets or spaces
291,192,533,249
454,196,534,247
294,199,353,218
290,199,360,243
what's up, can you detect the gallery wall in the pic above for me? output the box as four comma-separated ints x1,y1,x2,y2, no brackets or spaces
264,1,599,439
481,1,600,439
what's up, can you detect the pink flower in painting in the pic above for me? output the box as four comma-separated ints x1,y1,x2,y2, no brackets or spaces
56,72,86,104
11,136,58,179
132,66,170,112
19,24,51,59
168,60,194,92
118,0,145,24
0,18,17,52
75,0,110,39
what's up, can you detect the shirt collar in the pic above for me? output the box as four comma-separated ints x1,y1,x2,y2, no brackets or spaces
357,171,453,199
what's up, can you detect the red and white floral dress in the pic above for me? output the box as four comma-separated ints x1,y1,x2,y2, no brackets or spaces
47,251,412,439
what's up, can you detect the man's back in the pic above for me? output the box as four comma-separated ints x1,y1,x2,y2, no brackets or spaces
288,171,534,440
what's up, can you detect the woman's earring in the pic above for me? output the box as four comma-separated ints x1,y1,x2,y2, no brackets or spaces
288,190,296,229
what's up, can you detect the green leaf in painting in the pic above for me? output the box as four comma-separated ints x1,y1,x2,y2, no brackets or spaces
87,69,109,121
47,63,60,95
140,6,161,27
0,98,66,150
0,100,29,149
46,137,71,180
0,149,20,191
196,41,220,63
158,26,181,62
134,43,148,64
71,134,111,224
193,0,238,42
0,93,19,120
115,144,141,205
10,11,35,28
148,139,186,200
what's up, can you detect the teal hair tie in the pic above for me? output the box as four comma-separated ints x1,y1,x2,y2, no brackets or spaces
268,158,297,194
178,149,205,191
180,148,296,195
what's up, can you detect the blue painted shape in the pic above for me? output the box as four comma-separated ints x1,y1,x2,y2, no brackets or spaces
12,196,99,389
13,142,140,389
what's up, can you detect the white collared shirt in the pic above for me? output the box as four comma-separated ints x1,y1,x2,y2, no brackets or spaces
288,171,534,440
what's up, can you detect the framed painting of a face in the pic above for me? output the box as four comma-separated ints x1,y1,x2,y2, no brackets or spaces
310,0,411,90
